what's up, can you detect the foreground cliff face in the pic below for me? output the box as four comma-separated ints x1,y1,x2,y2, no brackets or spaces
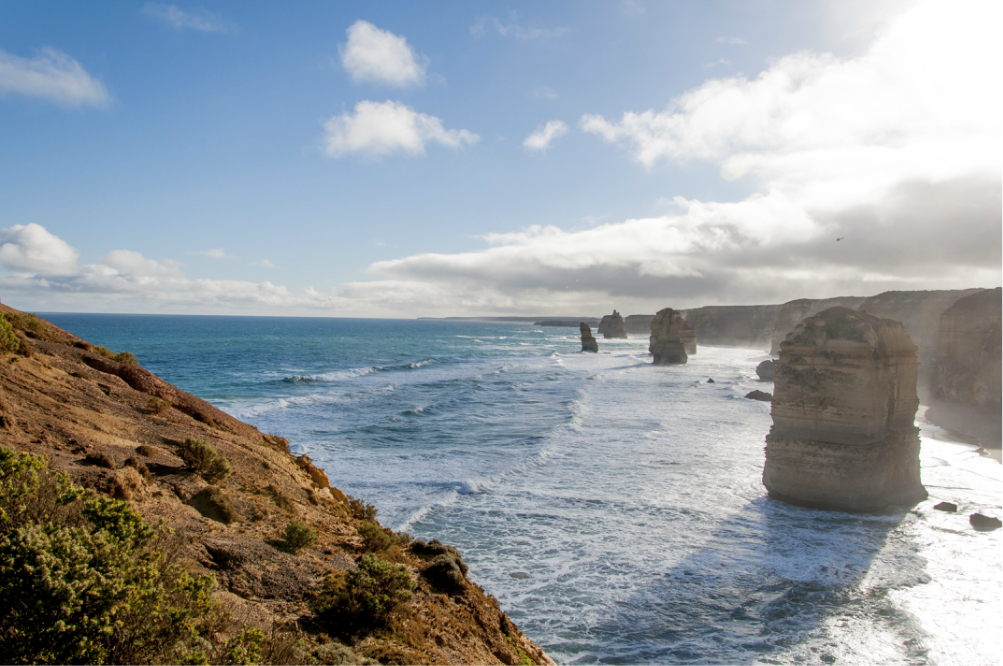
649,309,688,365
934,288,1002,411
597,310,627,339
684,305,780,348
763,307,927,512
0,304,553,666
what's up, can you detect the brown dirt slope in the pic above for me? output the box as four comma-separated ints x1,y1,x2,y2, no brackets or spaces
0,304,553,666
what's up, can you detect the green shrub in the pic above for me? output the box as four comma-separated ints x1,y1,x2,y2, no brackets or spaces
180,438,231,483
357,519,392,552
346,495,378,520
4,312,44,338
284,519,317,552
410,539,469,593
312,554,414,639
0,316,18,354
114,350,138,365
0,447,225,665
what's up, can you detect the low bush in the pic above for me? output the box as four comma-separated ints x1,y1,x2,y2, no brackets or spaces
410,539,469,593
124,456,153,481
190,486,239,524
180,437,231,483
357,519,392,552
284,519,317,552
135,444,156,458
346,495,378,521
0,446,225,664
3,312,44,338
0,316,18,354
312,554,414,639
84,452,116,469
147,396,171,414
92,346,138,365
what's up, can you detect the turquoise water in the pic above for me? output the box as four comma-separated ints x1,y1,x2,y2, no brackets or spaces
43,314,1001,665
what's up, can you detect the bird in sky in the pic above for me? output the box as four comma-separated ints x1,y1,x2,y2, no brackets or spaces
836,237,844,241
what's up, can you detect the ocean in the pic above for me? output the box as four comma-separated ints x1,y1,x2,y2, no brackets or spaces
42,314,1001,665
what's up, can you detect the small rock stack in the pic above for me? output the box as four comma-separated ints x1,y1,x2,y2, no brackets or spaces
580,323,599,353
649,308,689,364
763,307,927,512
597,310,628,339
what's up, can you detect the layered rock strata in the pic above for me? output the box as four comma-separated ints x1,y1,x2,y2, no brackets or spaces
624,314,655,335
763,307,927,512
684,305,780,348
580,323,599,352
934,288,1002,411
597,310,628,339
649,309,688,365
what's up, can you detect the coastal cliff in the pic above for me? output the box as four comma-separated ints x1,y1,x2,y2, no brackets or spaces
0,305,553,665
934,288,1002,411
623,315,654,335
648,309,688,365
684,305,780,348
597,311,627,339
763,307,927,512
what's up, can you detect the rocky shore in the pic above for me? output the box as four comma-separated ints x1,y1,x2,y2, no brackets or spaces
0,304,553,666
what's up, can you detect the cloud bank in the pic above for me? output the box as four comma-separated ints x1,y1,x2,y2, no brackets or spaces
322,100,479,158
340,20,426,87
0,48,109,106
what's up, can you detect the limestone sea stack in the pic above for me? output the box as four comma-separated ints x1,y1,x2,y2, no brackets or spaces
581,322,599,352
763,307,927,512
649,308,688,364
597,310,628,339
934,287,1002,411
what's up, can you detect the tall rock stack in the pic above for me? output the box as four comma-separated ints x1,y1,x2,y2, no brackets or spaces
580,323,599,353
649,308,689,364
763,307,927,512
597,310,628,339
934,288,1002,411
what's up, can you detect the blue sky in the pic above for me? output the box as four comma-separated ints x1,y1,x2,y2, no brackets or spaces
1,0,999,316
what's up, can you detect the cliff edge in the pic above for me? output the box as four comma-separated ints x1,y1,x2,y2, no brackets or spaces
934,288,1002,411
0,304,553,665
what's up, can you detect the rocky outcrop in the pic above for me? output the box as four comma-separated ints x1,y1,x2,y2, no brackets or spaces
756,360,775,381
763,307,927,512
745,390,772,402
597,310,628,339
648,309,688,365
624,315,655,335
580,323,598,352
684,305,780,348
934,288,1002,411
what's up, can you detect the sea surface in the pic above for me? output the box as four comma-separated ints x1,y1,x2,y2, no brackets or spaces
43,314,1002,665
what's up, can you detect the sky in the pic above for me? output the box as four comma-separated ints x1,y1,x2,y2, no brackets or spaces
0,0,999,317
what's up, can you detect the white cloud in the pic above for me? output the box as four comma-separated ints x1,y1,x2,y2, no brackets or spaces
251,258,276,268
0,48,109,107
143,3,232,32
322,100,479,158
340,20,426,87
470,17,569,41
523,120,569,153
0,224,80,275
196,248,227,258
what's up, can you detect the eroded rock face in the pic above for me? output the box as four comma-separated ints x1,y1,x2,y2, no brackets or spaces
624,314,655,334
597,310,628,339
685,305,780,348
580,323,599,353
763,307,927,512
649,309,688,364
934,288,1002,411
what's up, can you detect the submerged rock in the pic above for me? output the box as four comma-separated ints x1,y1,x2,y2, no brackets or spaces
763,307,927,512
934,501,958,512
580,323,599,353
597,310,628,339
970,513,1002,530
745,390,772,402
649,308,689,365
756,360,776,381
